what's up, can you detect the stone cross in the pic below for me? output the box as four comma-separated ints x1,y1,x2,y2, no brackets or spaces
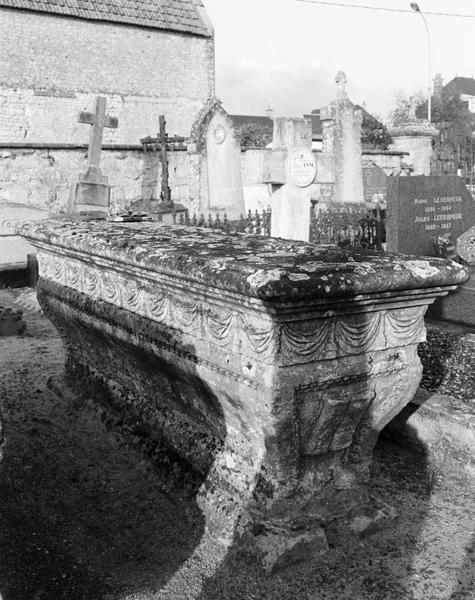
68,96,118,217
78,96,118,183
248,117,317,241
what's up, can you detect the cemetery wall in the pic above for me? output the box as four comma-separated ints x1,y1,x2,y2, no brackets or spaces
362,151,407,176
0,9,215,144
0,148,191,214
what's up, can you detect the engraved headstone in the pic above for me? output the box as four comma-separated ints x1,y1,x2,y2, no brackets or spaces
68,96,118,218
245,117,317,241
387,175,475,256
267,118,316,240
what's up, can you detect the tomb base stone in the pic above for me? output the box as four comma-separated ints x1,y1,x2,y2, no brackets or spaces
68,169,111,219
20,220,469,570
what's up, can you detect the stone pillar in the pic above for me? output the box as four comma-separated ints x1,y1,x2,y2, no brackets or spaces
389,109,439,176
320,72,364,204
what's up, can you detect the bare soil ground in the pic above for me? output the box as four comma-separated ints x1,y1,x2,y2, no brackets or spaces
0,287,474,600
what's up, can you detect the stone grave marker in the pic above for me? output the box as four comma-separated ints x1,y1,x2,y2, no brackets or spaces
254,117,316,241
271,118,316,240
320,71,364,204
0,204,49,271
189,98,245,219
386,175,475,256
139,115,188,224
68,96,118,218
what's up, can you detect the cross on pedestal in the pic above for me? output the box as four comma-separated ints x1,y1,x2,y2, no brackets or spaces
68,96,119,218
253,118,317,241
140,116,188,224
78,96,118,183
141,115,186,206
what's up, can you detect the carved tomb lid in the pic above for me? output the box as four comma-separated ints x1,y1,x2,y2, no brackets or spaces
19,219,469,302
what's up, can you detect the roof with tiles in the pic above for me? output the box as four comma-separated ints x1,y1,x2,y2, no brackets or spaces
0,0,212,36
444,77,475,98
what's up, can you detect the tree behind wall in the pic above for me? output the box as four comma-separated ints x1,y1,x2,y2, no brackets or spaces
393,91,475,178
237,123,273,149
427,95,475,178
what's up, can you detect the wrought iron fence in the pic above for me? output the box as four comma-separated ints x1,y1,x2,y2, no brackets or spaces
310,203,385,251
179,209,272,236
181,204,385,251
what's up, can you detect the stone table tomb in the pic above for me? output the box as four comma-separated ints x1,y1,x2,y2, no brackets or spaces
20,219,468,570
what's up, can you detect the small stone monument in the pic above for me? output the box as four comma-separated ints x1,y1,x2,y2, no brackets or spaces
68,96,118,218
320,72,364,204
189,98,245,219
244,116,337,241
388,97,439,176
266,117,316,241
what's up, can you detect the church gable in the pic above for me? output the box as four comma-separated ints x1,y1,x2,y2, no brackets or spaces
0,0,211,36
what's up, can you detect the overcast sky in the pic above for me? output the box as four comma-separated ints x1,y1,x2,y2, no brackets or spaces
203,0,475,122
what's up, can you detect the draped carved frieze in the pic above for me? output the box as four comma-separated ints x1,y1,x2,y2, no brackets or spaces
38,251,427,364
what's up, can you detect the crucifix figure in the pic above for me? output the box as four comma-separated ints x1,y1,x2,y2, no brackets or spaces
158,115,172,207
78,96,118,182
141,115,186,207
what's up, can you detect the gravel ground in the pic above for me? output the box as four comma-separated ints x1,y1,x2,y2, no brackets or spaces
0,287,474,600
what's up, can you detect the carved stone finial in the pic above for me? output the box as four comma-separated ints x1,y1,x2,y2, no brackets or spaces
335,71,347,93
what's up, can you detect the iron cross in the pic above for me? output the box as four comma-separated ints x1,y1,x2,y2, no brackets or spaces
141,116,186,206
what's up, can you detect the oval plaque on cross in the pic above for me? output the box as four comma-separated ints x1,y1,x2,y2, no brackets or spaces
290,147,317,188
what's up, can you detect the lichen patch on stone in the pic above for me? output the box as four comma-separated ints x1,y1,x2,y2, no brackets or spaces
402,261,440,278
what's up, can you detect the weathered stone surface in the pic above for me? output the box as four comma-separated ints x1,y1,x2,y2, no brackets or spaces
320,71,364,205
389,121,439,176
363,165,388,205
254,525,329,572
0,305,26,336
457,225,475,265
0,405,4,464
244,117,316,241
385,387,475,462
189,98,245,220
19,219,469,567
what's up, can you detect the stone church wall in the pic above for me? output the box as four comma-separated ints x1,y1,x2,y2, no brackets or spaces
0,147,192,214
0,8,215,144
